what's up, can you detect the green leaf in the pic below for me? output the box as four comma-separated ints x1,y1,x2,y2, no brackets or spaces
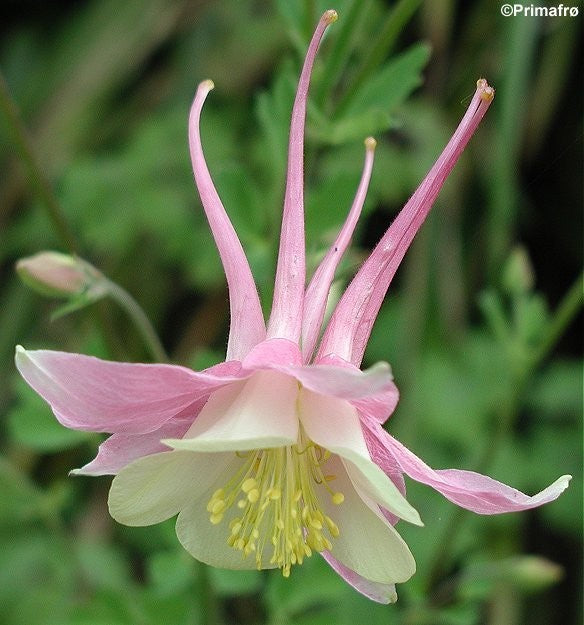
265,556,346,616
67,589,137,625
148,550,196,597
526,360,583,419
0,530,76,625
342,42,431,115
0,457,45,524
76,540,132,592
308,109,393,145
208,567,263,597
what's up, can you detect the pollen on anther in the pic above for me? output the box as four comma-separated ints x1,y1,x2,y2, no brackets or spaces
365,136,377,151
332,492,344,505
247,488,260,503
242,478,257,493
324,9,338,24
211,500,225,514
481,86,495,102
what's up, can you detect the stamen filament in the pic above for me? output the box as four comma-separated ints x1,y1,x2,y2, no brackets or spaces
206,425,344,575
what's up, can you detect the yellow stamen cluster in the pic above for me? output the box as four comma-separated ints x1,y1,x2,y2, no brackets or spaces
206,428,344,576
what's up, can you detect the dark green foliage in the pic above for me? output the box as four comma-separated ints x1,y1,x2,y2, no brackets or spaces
0,1,581,624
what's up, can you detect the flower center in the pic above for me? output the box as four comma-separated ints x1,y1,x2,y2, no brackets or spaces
206,426,344,577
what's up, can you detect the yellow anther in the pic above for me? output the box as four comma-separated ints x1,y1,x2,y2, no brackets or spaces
206,426,342,576
211,500,226,514
332,492,345,505
242,478,257,493
267,487,281,500
365,137,377,151
324,9,338,24
476,78,495,102
325,516,340,537
481,86,495,102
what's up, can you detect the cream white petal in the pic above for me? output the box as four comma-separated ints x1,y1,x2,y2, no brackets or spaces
175,459,279,571
164,371,299,453
108,450,232,526
298,388,422,526
320,457,416,583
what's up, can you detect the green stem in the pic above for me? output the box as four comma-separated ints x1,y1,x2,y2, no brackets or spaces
529,271,584,368
424,270,584,595
0,69,78,254
106,280,169,363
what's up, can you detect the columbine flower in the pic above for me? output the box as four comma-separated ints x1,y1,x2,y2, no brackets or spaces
15,10,570,604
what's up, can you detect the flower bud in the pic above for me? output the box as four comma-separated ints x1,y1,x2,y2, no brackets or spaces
16,251,103,298
502,247,535,295
505,555,564,592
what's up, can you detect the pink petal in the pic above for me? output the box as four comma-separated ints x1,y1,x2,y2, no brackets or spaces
267,10,338,342
72,400,206,475
241,338,302,370
15,346,239,434
302,138,377,362
240,339,397,404
318,80,495,365
288,361,395,402
362,419,406,496
371,424,571,514
189,80,265,360
321,552,398,604
351,381,399,425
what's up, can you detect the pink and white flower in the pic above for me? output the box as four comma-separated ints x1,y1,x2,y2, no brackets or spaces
15,9,570,604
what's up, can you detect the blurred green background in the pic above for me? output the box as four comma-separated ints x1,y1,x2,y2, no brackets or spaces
0,1,582,624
